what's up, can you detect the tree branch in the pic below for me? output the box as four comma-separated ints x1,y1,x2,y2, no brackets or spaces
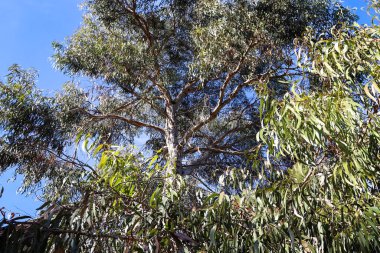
180,77,260,147
119,83,167,117
117,0,154,47
2,219,140,241
84,111,165,134
175,79,198,103
179,41,264,147
185,145,260,156
217,41,255,108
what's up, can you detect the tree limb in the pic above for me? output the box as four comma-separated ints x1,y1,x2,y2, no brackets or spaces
180,76,261,147
85,111,165,134
175,79,198,103
179,41,265,147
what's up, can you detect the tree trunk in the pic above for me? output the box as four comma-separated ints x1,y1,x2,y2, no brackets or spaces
165,104,182,175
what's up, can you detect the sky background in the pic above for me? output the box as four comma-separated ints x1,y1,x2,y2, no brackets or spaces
0,0,82,217
0,0,374,217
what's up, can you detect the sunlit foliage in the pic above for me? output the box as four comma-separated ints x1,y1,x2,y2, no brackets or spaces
1,1,380,252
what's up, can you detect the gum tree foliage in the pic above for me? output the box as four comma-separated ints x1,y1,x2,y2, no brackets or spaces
3,18,380,252
0,66,74,186
3,0,380,252
0,0,355,185
50,0,354,178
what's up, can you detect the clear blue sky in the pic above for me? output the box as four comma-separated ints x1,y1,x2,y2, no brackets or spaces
0,0,374,217
0,0,82,217
0,0,82,89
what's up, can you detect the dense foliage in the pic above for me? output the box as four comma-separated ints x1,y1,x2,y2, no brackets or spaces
51,0,355,177
1,0,380,252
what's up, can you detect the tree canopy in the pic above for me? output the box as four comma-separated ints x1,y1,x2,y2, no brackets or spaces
1,0,380,252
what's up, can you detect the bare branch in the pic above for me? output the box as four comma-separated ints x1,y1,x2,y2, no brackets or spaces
185,145,260,156
84,111,165,134
175,79,198,103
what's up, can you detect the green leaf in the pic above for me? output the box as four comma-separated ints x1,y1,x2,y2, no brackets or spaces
99,153,108,169
93,144,104,157
149,187,161,208
219,191,225,205
36,201,51,211
365,84,378,103
210,225,217,246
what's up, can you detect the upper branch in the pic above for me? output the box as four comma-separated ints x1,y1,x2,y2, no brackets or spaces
217,41,256,107
185,145,260,156
180,75,263,147
84,110,165,134
119,83,167,117
180,42,260,147
175,79,198,103
117,0,154,47
117,1,173,107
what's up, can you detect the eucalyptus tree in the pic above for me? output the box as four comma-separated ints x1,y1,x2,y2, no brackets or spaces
3,1,380,252
2,18,380,251
51,0,355,178
0,0,355,205
0,0,357,240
